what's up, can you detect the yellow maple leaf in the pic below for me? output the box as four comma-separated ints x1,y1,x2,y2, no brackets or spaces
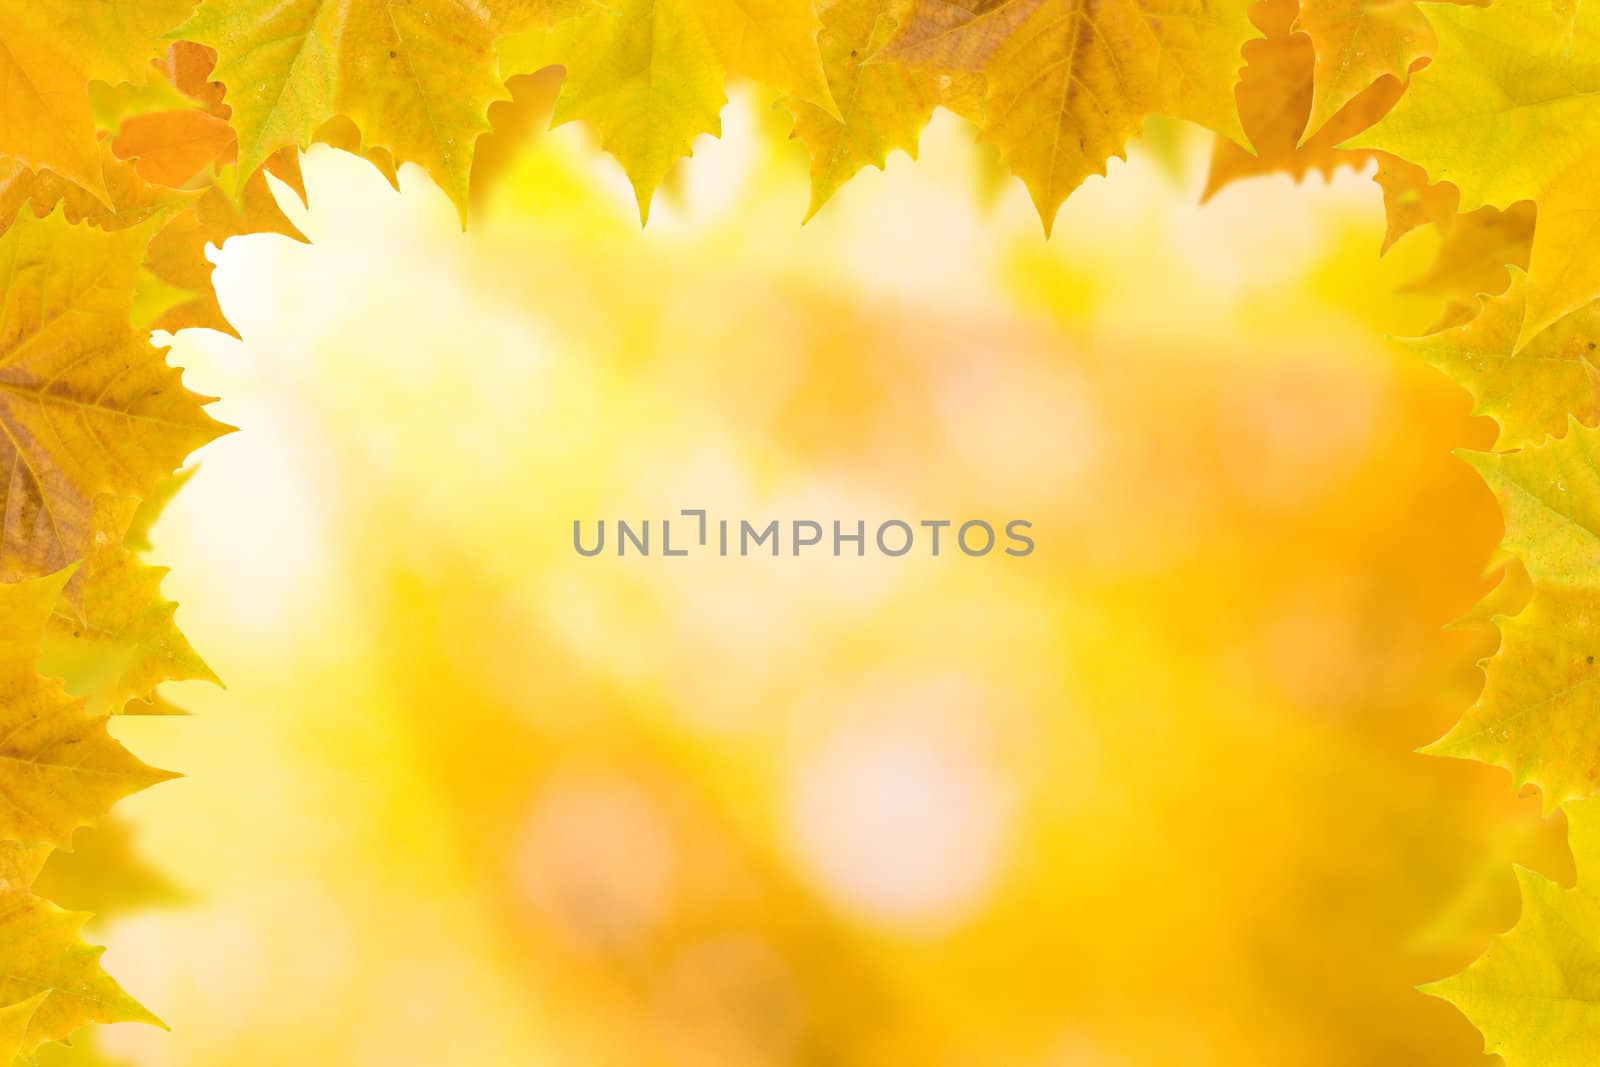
502,0,725,221
786,0,941,220
174,0,584,220
3,0,196,88
504,0,835,220
879,0,1256,232
1203,0,1405,199
0,25,108,200
1292,0,1437,139
314,115,403,191
0,992,47,1062
0,211,229,581
0,570,175,849
1398,269,1592,451
1401,201,1534,306
1429,583,1600,813
41,494,219,716
0,837,162,1057
1202,0,1530,311
0,1,193,202
1426,796,1600,1064
0,141,201,239
1466,419,1600,589
1439,421,1600,815
1348,0,1600,348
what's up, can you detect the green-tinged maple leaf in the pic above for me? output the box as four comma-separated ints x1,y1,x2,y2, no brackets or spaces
0,839,162,1057
173,0,586,220
785,0,940,220
1428,583,1600,812
0,210,228,581
879,0,1256,233
502,0,835,220
1426,796,1600,1063
1348,0,1600,348
0,571,176,849
1436,418,1600,814
41,494,218,716
1465,420,1600,588
1398,271,1599,451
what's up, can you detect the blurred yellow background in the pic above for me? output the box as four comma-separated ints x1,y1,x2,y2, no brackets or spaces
65,89,1569,1065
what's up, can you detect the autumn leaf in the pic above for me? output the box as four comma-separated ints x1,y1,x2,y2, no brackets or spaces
0,210,228,581
0,992,47,1062
470,68,566,213
0,838,162,1057
139,150,308,336
0,2,193,201
505,0,836,221
0,142,200,239
785,0,941,220
1202,0,1529,308
314,115,402,193
112,110,238,189
1397,270,1593,451
1203,0,1407,199
502,0,721,220
1349,0,1600,348
1426,796,1600,1064
1372,154,1455,252
1202,0,1472,224
879,0,1256,232
156,41,231,118
0,22,105,200
1401,202,1534,306
1200,0,1526,311
0,570,175,849
5,1,197,88
1429,583,1600,814
173,0,581,220
1292,0,1436,139
1466,421,1600,589
40,494,218,716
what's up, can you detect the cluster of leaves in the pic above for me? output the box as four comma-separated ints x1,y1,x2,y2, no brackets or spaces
0,0,1597,1061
